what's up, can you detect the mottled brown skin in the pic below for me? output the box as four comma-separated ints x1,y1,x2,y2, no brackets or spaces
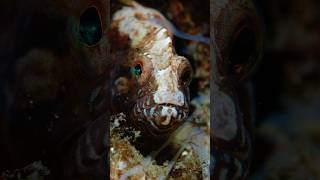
108,1,194,148
0,0,110,179
107,28,192,153
210,0,263,179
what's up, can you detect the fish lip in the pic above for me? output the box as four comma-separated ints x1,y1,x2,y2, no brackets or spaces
132,100,189,135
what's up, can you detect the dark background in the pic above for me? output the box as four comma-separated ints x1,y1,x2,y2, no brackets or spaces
251,0,320,179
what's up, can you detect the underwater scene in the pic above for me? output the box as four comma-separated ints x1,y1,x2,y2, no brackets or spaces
0,0,319,179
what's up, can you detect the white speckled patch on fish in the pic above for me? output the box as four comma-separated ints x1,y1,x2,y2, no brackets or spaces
112,2,186,107
113,3,168,47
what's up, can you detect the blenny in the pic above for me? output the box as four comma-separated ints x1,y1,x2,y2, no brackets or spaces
109,1,197,137
109,0,264,179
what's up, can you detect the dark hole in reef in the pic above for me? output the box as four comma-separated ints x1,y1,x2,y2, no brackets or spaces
229,27,256,73
79,7,102,46
154,144,179,165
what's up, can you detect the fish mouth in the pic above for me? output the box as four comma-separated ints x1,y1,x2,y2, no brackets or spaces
132,96,189,136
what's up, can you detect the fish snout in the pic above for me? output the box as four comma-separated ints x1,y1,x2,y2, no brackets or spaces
153,90,185,106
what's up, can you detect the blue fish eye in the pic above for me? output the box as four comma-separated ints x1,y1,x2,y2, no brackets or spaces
133,64,142,76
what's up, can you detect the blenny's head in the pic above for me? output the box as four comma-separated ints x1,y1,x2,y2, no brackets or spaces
111,28,192,137
131,28,193,137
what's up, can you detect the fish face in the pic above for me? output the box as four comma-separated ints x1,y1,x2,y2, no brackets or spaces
110,56,192,136
129,37,192,136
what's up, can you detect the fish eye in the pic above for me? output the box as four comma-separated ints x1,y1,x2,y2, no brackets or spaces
133,64,143,76
79,7,102,46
